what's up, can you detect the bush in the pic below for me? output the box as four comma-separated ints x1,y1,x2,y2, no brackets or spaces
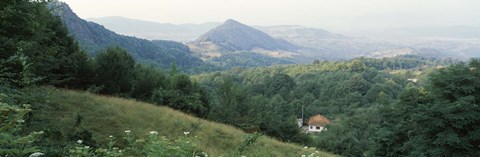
0,98,43,156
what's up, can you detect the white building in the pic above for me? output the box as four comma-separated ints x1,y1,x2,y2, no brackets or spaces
307,114,331,133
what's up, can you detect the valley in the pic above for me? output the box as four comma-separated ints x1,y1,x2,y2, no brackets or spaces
1,0,479,157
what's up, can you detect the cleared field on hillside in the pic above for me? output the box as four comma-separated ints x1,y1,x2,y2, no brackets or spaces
28,87,337,157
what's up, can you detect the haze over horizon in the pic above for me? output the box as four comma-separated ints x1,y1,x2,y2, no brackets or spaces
61,0,480,35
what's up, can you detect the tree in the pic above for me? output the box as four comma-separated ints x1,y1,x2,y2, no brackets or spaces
260,95,306,143
150,72,209,117
265,73,296,98
0,0,92,88
131,65,165,101
404,60,480,157
94,47,135,96
349,59,366,72
372,60,480,157
346,74,370,96
369,87,425,157
208,77,244,124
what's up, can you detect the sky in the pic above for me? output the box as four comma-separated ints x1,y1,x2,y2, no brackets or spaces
61,0,480,33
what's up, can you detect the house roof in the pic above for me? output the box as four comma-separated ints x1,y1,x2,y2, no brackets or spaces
308,114,331,127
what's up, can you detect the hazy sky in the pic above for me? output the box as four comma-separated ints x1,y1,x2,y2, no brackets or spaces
61,0,480,33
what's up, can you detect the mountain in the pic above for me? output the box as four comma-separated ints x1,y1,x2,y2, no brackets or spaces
195,19,299,52
253,25,383,59
87,16,220,41
367,26,480,40
87,16,194,41
48,1,205,71
254,25,471,60
254,25,351,51
179,22,222,37
256,25,348,41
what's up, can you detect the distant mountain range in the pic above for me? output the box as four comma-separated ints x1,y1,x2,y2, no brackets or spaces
88,16,220,41
363,26,480,40
48,1,205,71
255,25,348,40
255,25,480,60
84,15,480,63
49,1,480,71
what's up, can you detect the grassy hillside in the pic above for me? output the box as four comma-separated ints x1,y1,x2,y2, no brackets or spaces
27,87,336,156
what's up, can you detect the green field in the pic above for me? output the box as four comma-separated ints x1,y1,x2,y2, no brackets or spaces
27,87,337,156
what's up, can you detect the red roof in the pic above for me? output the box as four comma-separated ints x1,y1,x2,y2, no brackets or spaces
307,114,331,127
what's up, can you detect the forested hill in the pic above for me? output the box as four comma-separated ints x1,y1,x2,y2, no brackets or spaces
48,1,205,71
195,55,457,82
191,55,476,157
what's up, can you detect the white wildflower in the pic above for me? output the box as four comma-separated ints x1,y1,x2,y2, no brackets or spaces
109,135,113,138
77,140,83,144
149,131,158,135
183,131,190,135
125,130,131,133
304,146,308,149
29,152,44,157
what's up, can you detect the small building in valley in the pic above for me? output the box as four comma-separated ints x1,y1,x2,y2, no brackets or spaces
307,114,331,133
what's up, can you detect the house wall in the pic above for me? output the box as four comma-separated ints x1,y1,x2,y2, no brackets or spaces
308,125,325,132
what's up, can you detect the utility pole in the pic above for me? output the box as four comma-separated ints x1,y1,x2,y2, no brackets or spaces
301,105,304,121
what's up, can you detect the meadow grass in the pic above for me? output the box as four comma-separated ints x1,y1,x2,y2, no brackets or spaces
29,87,337,157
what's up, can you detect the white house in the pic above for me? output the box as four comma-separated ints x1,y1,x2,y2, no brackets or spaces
307,114,331,133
